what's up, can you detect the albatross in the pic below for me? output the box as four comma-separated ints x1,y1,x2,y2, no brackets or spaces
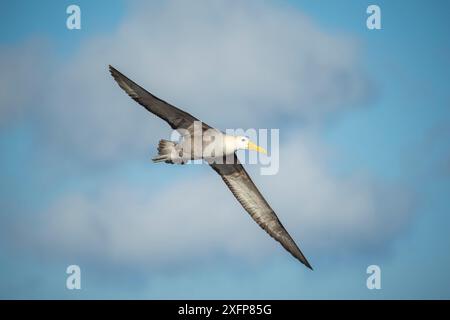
109,65,313,270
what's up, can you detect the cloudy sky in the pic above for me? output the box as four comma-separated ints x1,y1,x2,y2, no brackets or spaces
0,0,449,299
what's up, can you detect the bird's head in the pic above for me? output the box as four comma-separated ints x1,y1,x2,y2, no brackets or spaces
235,136,267,154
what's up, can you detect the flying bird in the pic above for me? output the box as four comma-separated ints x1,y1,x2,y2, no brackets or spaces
109,65,312,270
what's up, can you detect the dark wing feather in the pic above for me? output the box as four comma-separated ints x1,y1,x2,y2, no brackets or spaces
109,65,208,130
210,155,312,269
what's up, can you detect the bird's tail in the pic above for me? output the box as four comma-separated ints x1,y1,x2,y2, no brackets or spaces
152,139,177,163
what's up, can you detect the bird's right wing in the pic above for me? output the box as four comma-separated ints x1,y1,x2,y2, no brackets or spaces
109,65,210,131
210,155,312,269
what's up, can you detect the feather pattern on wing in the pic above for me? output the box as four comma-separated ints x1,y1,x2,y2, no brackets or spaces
109,65,205,130
210,155,312,269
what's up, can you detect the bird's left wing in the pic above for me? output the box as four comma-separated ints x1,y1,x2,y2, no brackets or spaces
210,155,313,269
109,65,211,131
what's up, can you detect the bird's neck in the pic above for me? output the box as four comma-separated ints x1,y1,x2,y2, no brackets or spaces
223,135,239,154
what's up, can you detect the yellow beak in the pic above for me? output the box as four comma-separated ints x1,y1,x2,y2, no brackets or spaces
247,141,267,154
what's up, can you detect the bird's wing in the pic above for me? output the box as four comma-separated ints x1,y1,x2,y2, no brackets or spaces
210,155,312,269
109,65,211,131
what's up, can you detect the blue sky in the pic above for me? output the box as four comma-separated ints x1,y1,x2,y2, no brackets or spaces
0,0,449,299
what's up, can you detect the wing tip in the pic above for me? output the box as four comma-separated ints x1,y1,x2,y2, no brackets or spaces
108,64,119,78
304,260,314,270
295,253,313,270
294,249,313,270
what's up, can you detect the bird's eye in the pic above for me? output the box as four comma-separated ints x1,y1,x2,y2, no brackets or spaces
241,138,245,142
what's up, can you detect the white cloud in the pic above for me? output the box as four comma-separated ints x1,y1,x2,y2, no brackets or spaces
0,0,371,163
0,39,53,128
267,133,414,253
27,132,413,267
